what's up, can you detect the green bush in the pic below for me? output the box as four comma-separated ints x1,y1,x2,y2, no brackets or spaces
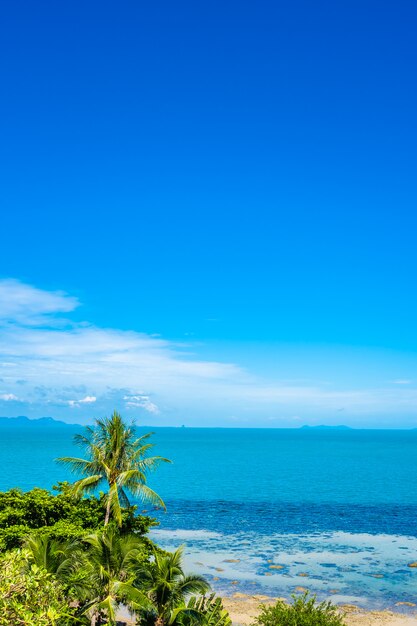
253,593,345,626
0,483,158,551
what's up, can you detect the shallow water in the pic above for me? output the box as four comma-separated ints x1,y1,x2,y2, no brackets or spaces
150,525,417,610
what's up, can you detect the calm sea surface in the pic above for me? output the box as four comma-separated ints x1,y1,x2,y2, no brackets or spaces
1,426,417,610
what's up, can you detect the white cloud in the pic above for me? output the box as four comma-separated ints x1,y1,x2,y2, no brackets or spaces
67,395,97,407
0,393,19,401
81,395,96,403
391,379,412,385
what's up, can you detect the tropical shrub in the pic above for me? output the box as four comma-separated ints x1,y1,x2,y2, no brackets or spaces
253,594,345,626
0,549,82,626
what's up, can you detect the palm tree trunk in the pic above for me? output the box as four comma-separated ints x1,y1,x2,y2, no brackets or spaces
94,611,104,626
104,497,111,526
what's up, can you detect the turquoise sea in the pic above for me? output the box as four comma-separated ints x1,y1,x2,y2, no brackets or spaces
1,424,417,610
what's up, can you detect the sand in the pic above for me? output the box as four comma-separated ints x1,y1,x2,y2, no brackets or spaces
222,595,417,626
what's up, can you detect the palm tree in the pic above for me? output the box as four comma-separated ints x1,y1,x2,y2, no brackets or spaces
135,546,210,626
24,534,91,622
81,526,150,626
25,534,77,579
57,411,171,526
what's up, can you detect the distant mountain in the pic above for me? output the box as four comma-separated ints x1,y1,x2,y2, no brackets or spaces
300,424,352,430
0,415,79,428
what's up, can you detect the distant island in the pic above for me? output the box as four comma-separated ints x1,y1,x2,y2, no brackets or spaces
0,415,77,428
0,416,355,430
0,417,356,430
300,424,352,430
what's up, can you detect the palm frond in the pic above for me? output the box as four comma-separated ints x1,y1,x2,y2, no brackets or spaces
130,442,156,459
117,468,146,488
73,428,95,448
118,487,131,509
69,474,103,497
169,606,203,626
137,456,172,472
131,432,154,446
177,574,211,596
55,456,99,475
128,483,167,510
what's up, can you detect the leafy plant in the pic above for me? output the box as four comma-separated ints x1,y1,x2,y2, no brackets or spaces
253,593,345,626
0,550,82,626
186,594,232,626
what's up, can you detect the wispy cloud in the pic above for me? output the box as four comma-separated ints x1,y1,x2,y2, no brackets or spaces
1,279,417,426
123,394,160,414
0,279,245,421
0,279,78,326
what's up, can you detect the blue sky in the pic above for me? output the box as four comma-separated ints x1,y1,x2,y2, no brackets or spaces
1,1,417,426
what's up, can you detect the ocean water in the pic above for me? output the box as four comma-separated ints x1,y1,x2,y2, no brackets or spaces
1,425,417,610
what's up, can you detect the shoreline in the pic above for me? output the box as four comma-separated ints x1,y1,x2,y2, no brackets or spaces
221,594,417,626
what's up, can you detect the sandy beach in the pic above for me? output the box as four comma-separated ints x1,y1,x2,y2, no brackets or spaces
118,594,417,626
222,595,417,626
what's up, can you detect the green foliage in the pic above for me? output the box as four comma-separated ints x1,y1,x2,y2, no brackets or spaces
22,527,155,625
0,516,212,626
0,549,82,626
186,594,232,626
0,413,191,625
253,593,345,626
80,526,151,625
0,483,157,551
58,410,171,526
